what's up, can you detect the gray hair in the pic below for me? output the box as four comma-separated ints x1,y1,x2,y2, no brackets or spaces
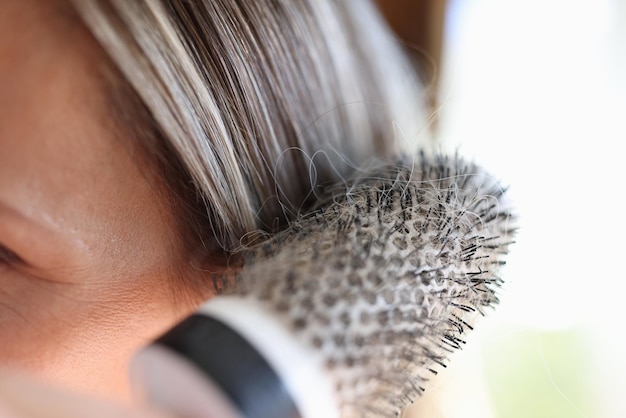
71,0,426,251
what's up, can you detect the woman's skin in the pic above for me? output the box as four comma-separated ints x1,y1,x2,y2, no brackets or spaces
0,0,210,408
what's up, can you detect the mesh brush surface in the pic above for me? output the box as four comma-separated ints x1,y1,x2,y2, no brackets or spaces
226,152,517,418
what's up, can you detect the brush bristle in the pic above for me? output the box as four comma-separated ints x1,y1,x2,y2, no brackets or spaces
228,152,517,418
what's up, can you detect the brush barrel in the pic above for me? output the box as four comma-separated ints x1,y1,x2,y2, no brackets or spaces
134,296,339,418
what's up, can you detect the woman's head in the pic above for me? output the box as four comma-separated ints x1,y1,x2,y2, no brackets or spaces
0,0,425,401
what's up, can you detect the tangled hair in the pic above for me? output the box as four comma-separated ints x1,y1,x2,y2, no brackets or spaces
71,0,426,255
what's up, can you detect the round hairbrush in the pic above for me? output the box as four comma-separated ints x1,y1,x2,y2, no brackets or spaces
133,152,517,418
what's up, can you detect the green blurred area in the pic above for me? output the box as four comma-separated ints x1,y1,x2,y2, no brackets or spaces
483,325,595,418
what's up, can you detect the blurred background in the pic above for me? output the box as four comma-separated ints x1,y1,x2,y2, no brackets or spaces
377,0,626,417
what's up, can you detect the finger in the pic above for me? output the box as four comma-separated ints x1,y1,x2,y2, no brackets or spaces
0,371,175,418
132,346,243,418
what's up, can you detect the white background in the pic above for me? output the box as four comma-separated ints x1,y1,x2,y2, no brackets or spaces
408,0,626,416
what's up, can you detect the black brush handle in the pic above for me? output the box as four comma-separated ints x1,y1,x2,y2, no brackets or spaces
155,314,301,418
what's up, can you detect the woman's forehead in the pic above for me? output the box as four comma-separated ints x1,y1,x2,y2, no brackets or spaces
1,1,116,219
0,0,177,280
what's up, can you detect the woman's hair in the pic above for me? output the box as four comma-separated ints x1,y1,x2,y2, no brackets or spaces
70,0,426,257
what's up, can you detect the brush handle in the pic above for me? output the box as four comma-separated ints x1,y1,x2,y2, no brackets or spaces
155,315,299,418
134,296,339,418
132,343,244,418
133,152,516,418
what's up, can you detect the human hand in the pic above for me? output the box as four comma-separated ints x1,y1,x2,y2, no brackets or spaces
0,370,174,418
0,351,246,418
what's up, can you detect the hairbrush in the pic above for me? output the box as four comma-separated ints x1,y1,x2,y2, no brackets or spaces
132,151,517,418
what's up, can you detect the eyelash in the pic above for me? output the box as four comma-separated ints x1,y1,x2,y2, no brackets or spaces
0,244,20,266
